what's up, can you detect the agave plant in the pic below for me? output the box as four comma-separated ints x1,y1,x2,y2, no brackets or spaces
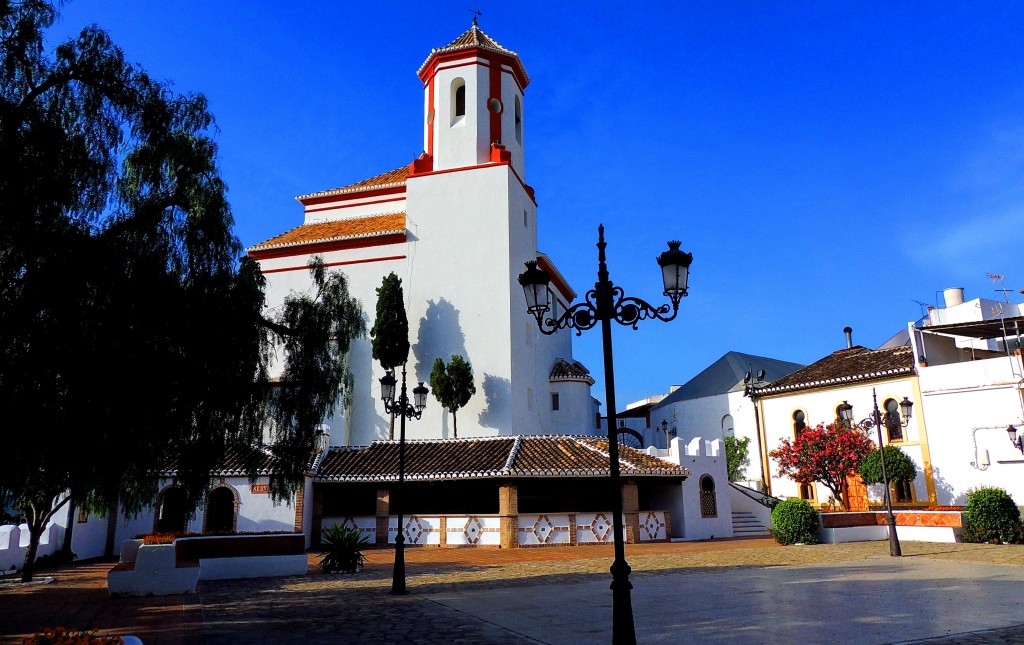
320,524,369,573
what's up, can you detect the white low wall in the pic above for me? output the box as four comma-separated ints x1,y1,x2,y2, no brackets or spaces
819,525,961,544
107,544,199,596
199,555,308,580
0,523,61,572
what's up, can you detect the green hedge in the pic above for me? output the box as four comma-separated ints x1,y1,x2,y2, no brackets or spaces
961,487,1024,545
771,498,820,545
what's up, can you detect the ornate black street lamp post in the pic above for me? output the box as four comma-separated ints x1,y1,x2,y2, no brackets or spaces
837,389,913,557
518,225,692,645
379,364,428,594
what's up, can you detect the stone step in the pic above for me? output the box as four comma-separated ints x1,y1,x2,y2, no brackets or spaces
731,511,770,536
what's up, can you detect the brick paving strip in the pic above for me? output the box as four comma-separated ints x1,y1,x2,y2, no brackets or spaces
3,540,1024,644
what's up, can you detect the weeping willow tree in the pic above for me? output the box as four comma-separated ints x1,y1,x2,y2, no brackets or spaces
0,1,364,581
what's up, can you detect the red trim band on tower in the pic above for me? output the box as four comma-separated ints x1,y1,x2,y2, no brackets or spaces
259,255,407,275
488,55,502,145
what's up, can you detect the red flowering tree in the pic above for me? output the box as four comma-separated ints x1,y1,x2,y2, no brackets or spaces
769,422,875,510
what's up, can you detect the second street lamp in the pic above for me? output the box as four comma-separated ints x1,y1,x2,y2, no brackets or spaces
379,364,427,594
518,224,692,645
838,389,912,557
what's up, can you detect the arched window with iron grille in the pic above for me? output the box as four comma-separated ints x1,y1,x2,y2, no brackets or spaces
699,475,717,518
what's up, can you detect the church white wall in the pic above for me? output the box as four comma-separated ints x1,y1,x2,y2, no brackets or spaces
405,164,515,438
499,67,524,177
917,357,1024,505
59,505,109,561
548,380,596,435
302,197,407,224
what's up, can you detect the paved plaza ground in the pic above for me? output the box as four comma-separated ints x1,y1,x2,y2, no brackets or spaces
3,538,1024,644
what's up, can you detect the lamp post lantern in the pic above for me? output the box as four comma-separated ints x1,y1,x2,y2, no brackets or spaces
518,225,691,645
838,389,912,557
379,363,427,594
1006,425,1023,454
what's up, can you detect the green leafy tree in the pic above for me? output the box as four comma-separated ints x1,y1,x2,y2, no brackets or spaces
858,445,918,485
369,272,409,439
768,422,875,510
724,435,751,482
0,2,364,581
429,355,477,438
369,273,410,370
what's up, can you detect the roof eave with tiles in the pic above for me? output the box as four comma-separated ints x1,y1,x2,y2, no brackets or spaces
757,347,916,396
315,435,689,483
549,359,596,385
295,166,410,202
245,211,405,252
416,25,531,85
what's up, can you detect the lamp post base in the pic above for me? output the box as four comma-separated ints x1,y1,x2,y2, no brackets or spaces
886,515,902,557
610,559,636,644
391,534,407,594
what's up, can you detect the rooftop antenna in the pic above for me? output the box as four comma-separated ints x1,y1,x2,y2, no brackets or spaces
911,299,930,319
987,272,1012,303
468,2,482,25
986,272,1020,374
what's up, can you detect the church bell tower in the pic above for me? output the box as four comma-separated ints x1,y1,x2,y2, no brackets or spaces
416,20,529,177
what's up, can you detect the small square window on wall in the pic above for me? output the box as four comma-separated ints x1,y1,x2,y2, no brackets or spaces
551,392,560,411
77,506,89,523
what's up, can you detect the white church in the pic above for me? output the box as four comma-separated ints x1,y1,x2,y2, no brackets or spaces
248,21,597,444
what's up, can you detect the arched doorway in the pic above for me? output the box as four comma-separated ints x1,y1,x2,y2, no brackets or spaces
204,487,237,533
155,487,188,533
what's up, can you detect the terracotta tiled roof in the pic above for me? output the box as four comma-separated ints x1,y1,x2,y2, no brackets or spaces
296,166,409,202
247,213,406,253
316,435,689,483
161,444,319,477
549,358,595,385
757,346,915,396
417,24,530,85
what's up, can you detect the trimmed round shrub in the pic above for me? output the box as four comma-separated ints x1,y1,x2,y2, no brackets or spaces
962,487,1024,544
859,445,917,485
771,498,820,545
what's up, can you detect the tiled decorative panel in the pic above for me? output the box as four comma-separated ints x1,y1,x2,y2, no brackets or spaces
387,515,441,545
640,511,667,541
446,515,501,546
575,512,628,544
517,514,571,546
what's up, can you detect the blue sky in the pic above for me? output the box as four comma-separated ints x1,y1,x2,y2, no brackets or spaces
48,2,1024,408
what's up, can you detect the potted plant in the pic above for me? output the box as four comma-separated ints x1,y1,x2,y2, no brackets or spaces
320,525,369,573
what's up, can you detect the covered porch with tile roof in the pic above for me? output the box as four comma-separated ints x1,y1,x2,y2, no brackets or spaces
311,436,689,548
